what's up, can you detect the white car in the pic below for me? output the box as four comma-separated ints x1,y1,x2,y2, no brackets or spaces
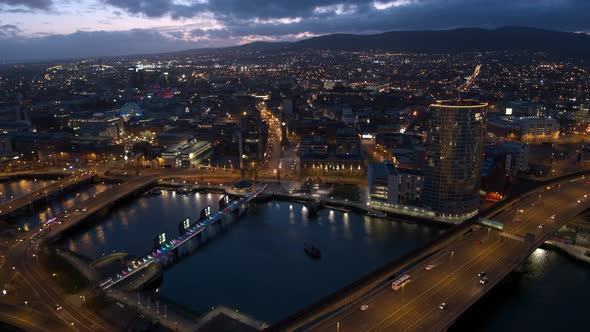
439,302,447,310
360,304,369,311
550,215,556,220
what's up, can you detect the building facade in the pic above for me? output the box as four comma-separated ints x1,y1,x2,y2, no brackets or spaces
161,141,212,168
368,161,399,205
368,162,423,206
422,99,488,221
487,115,559,142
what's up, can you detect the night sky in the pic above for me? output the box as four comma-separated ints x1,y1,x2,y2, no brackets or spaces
0,0,588,60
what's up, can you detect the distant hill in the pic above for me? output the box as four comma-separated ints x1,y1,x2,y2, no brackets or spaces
177,27,590,56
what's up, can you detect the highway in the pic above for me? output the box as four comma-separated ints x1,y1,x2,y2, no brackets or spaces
307,177,590,332
0,172,161,332
0,232,113,331
43,175,157,240
0,172,95,219
0,174,159,332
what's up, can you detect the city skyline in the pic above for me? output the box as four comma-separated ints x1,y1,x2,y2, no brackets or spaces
1,0,590,61
1,1,590,331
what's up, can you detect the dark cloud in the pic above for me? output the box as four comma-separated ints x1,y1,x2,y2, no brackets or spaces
100,0,590,35
0,24,21,38
101,0,207,19
102,0,372,20
0,29,198,61
0,0,52,9
3,0,590,61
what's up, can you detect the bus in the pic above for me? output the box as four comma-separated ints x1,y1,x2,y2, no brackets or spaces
391,274,411,290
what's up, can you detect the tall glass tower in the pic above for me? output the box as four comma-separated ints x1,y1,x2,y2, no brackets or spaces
422,99,488,221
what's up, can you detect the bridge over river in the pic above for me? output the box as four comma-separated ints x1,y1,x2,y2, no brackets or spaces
272,175,590,332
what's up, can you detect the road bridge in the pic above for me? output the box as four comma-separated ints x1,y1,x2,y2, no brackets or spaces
42,175,157,241
272,175,590,332
0,172,96,219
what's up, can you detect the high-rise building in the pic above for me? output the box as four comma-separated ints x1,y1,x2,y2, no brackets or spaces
422,99,488,221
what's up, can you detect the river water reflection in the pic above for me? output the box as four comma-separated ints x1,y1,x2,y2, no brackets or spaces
61,189,590,328
65,190,443,322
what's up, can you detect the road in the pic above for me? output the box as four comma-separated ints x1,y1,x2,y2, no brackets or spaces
0,167,75,180
0,172,95,218
308,177,590,332
0,175,157,332
0,233,112,331
135,167,368,186
0,174,158,332
44,175,157,240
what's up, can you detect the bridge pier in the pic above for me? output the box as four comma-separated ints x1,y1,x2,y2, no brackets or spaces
222,213,237,226
238,202,252,216
205,224,215,238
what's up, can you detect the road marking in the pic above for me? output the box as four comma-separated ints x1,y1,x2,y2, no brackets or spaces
398,241,519,332
367,237,508,332
0,312,54,332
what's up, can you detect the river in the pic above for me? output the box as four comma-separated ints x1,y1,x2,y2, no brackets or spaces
53,186,590,328
64,189,444,322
